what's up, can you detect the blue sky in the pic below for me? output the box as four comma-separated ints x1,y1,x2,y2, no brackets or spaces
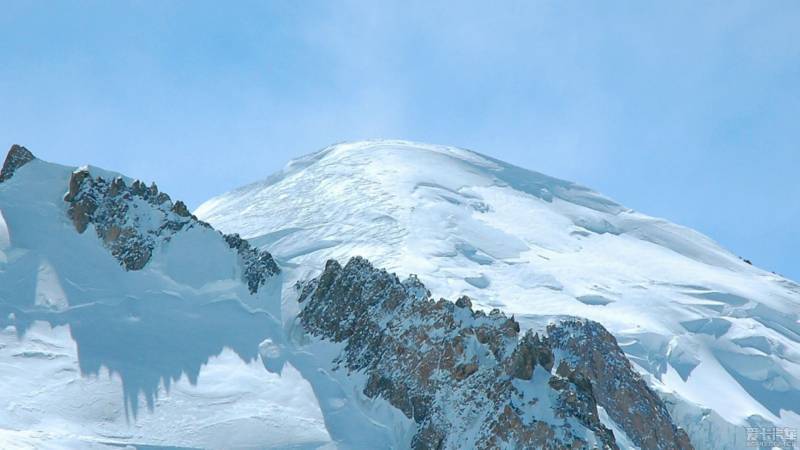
1,1,798,279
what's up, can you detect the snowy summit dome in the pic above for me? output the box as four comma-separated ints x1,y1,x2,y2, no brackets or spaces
197,139,800,449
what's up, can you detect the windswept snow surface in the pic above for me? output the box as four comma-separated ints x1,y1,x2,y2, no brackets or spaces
197,140,800,449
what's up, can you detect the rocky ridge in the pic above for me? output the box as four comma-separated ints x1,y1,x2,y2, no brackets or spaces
0,144,699,448
62,166,279,292
0,144,36,183
298,257,692,450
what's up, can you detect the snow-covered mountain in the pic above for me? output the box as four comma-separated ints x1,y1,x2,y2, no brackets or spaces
1,143,689,450
0,146,330,449
196,140,800,449
1,140,797,449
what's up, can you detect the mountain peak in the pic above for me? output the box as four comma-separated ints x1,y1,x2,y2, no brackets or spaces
196,140,800,449
2,142,799,449
0,144,36,182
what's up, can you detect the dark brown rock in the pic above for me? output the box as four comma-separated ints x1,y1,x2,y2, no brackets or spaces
455,295,472,309
453,362,478,380
109,177,126,196
172,200,191,217
295,257,686,449
548,319,694,450
65,169,92,202
0,144,35,183
62,168,279,290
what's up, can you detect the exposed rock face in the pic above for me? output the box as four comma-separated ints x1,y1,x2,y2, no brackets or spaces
0,144,36,182
298,257,693,450
64,169,197,270
63,169,279,291
547,320,694,450
224,233,280,294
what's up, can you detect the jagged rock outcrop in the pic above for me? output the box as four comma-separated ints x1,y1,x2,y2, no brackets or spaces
298,257,693,450
63,168,279,291
64,168,198,270
547,320,694,450
0,144,36,182
224,233,280,294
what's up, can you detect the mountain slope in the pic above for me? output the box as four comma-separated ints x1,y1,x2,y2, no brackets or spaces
197,139,800,449
1,145,692,450
2,140,796,449
297,256,692,449
0,147,330,449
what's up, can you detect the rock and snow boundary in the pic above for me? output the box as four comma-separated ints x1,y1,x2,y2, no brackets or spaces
3,141,790,449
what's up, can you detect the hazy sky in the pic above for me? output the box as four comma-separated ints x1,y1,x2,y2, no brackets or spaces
2,1,798,279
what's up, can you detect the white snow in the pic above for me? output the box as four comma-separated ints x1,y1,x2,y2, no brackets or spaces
0,208,10,251
0,320,330,449
598,406,640,450
0,158,334,449
197,139,800,449
34,259,68,310
3,139,798,449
